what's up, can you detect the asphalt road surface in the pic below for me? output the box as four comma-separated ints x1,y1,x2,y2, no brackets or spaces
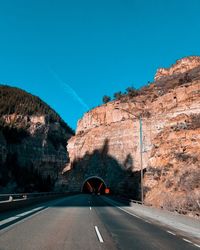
0,194,199,250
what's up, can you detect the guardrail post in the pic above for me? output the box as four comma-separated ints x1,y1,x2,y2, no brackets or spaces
23,194,27,200
8,196,13,202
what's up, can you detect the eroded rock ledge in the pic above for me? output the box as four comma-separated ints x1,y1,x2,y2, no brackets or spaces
64,57,200,216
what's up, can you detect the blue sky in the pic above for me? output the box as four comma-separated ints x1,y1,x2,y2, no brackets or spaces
0,0,200,129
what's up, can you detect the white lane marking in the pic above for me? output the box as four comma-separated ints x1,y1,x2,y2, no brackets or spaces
0,217,19,226
116,206,141,219
167,230,176,235
0,196,80,232
183,238,192,243
15,206,44,217
0,206,44,226
0,207,49,234
193,243,200,248
145,220,151,223
103,197,200,247
90,206,92,210
102,197,141,219
95,226,104,243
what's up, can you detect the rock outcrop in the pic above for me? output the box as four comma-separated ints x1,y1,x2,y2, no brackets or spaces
64,56,200,216
155,56,200,81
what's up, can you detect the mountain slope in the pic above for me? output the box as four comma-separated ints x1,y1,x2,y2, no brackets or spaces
0,85,74,193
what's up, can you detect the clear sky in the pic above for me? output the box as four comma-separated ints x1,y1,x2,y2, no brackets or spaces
0,0,200,129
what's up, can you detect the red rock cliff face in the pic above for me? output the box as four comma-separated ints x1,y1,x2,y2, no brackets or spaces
65,57,200,216
155,56,200,81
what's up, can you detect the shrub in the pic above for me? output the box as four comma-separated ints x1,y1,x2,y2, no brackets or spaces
143,186,151,197
175,153,198,163
190,114,200,129
102,95,111,104
142,110,151,118
178,73,191,85
113,91,123,100
178,170,200,191
165,180,173,188
163,193,200,215
147,166,161,180
126,87,139,97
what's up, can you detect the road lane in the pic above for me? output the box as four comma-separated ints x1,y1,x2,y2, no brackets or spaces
92,196,199,250
0,194,199,250
0,195,115,250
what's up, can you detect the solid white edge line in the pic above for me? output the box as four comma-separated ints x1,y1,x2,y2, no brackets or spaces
0,217,19,226
102,197,141,219
193,243,200,248
95,226,104,243
103,196,200,247
0,207,49,235
0,206,45,226
0,196,78,232
116,206,141,219
0,195,81,234
16,206,44,217
183,238,192,243
167,230,176,236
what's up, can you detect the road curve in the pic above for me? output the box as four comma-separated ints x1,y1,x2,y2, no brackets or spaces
0,194,199,250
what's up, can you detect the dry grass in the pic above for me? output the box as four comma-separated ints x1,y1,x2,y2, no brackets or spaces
163,193,200,216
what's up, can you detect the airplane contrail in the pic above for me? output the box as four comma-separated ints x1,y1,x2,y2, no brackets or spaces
50,70,89,111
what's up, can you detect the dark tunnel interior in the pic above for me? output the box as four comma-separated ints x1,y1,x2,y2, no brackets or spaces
82,177,106,194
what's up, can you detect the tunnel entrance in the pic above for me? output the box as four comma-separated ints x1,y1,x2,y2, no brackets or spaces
82,177,106,194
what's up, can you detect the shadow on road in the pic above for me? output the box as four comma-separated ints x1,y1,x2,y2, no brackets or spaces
50,194,131,207
0,194,131,231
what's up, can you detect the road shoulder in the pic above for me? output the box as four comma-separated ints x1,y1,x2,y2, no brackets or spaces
102,196,200,243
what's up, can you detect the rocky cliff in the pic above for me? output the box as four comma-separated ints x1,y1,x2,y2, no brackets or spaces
65,56,200,216
155,56,200,81
0,85,74,193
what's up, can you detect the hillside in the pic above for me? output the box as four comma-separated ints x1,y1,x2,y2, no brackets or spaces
0,85,74,193
64,56,200,217
0,85,73,133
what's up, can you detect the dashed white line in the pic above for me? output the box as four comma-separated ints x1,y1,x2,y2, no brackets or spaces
167,230,176,236
90,206,92,210
183,238,192,244
95,226,104,243
193,243,200,248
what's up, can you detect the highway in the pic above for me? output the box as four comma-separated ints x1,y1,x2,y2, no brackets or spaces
0,194,199,250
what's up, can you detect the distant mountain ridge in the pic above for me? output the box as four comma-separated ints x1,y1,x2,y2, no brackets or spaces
0,85,74,134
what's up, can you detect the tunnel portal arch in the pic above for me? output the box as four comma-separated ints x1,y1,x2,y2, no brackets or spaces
81,176,107,194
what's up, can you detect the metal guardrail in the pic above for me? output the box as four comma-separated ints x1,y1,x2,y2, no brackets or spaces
129,199,143,204
113,195,143,205
0,192,69,203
